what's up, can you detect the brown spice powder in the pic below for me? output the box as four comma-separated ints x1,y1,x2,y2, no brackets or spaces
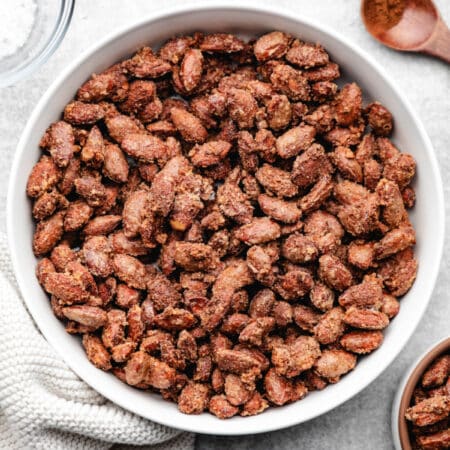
364,0,407,31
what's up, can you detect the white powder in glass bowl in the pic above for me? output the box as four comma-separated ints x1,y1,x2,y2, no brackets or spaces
0,0,37,60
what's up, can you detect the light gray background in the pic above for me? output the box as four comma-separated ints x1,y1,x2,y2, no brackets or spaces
1,1,449,449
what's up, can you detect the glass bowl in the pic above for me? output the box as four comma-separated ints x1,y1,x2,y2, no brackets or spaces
0,0,74,87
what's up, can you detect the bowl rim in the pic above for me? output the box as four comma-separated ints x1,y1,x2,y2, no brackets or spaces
7,1,445,435
397,337,450,449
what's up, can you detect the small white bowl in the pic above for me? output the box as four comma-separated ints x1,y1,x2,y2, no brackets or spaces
7,2,445,436
391,337,450,450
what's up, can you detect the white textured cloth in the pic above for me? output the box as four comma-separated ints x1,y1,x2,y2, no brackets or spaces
0,234,195,450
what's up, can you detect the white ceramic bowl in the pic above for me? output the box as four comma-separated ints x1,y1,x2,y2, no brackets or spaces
391,337,450,449
7,2,445,436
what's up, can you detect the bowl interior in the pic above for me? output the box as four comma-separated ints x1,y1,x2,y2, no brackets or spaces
398,338,450,450
7,4,444,435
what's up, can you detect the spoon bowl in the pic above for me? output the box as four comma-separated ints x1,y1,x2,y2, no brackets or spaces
361,0,450,63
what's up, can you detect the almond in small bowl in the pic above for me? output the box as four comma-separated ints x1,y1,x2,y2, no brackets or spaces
392,337,450,449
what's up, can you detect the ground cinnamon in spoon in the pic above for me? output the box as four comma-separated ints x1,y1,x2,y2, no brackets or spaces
364,0,406,31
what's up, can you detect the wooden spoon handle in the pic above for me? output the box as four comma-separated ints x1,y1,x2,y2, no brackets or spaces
422,18,450,64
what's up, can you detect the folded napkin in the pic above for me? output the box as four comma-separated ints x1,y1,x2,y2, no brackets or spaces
0,234,195,450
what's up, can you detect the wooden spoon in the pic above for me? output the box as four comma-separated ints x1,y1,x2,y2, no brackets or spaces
361,0,450,63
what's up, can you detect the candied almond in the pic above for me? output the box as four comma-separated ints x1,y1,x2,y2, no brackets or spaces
343,307,389,330
82,334,111,371
209,394,239,419
64,101,104,125
405,395,450,427
272,336,321,378
314,307,346,345
33,211,65,256
340,331,384,354
276,124,316,159
254,31,290,62
314,349,356,382
200,33,245,53
235,217,281,246
286,42,329,69
256,163,298,198
40,121,76,168
422,355,450,388
27,155,61,198
318,254,353,292
189,140,231,167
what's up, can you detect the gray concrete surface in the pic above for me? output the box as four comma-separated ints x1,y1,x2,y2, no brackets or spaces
1,1,449,449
